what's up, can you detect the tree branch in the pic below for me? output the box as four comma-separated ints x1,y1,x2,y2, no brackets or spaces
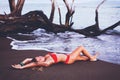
49,0,55,22
102,21,120,33
95,0,106,30
63,0,75,27
8,0,16,12
16,0,25,15
9,0,25,17
58,7,62,25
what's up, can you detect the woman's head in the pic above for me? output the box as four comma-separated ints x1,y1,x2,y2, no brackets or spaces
31,56,45,62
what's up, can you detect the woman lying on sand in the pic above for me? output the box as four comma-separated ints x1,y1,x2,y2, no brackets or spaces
12,46,98,69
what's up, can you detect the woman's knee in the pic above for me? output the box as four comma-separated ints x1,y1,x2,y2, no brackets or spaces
78,46,84,50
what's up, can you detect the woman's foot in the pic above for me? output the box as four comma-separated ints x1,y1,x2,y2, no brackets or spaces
90,53,99,61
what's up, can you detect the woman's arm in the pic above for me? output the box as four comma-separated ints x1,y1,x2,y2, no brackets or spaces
12,62,38,69
37,61,52,67
20,58,33,65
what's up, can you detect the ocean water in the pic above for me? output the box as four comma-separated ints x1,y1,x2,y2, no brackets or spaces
1,1,120,65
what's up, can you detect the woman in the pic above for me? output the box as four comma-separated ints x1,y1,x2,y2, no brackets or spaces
12,46,98,69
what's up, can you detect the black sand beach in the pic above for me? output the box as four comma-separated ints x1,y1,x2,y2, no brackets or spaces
0,36,120,80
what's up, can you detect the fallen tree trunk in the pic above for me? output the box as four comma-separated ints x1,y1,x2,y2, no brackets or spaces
0,10,119,37
0,10,71,36
0,0,119,37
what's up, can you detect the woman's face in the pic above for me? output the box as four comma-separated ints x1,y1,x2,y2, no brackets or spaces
35,56,45,62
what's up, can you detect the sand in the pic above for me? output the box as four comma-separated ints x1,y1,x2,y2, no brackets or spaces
0,36,120,80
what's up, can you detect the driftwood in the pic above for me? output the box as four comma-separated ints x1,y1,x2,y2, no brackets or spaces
0,0,119,37
69,0,120,37
0,10,71,36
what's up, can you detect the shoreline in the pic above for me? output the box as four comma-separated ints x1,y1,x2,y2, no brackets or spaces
8,33,120,65
0,36,120,80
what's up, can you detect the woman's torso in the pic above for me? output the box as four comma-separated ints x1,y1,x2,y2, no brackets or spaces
45,53,76,64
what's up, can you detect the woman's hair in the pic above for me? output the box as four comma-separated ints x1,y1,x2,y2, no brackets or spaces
31,58,37,62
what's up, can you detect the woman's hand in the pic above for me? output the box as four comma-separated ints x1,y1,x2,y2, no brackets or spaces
11,64,23,69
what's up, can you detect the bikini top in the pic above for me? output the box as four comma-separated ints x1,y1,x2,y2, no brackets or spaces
48,52,70,64
48,53,58,63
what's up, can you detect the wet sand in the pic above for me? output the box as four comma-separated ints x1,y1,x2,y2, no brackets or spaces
0,36,120,80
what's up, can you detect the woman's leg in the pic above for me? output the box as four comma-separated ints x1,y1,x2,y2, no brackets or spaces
70,46,98,61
